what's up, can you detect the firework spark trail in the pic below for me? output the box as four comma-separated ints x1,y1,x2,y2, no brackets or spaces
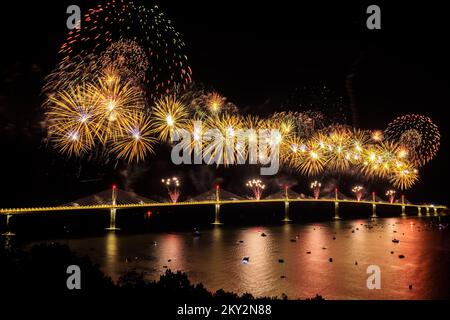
386,189,396,204
246,179,265,200
352,185,364,201
162,177,181,203
310,180,322,200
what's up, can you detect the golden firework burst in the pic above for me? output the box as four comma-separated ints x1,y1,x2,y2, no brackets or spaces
297,140,329,176
93,72,145,142
45,84,102,156
389,165,419,190
202,113,244,166
151,95,189,142
110,111,157,163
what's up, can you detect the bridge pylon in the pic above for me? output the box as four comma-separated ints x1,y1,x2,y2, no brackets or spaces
106,185,120,231
211,185,223,225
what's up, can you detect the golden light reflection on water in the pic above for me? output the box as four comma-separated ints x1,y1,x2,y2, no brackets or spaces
50,217,449,299
105,232,118,280
233,226,277,297
151,233,184,275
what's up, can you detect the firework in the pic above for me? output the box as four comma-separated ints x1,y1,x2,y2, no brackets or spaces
151,96,189,142
352,185,364,201
110,111,157,163
205,92,224,114
295,134,329,176
362,141,403,179
162,177,181,203
175,118,205,157
99,39,149,82
297,146,328,176
187,89,239,118
50,1,192,102
371,130,384,142
93,72,146,141
202,113,244,166
268,112,297,138
385,114,440,167
269,111,325,139
45,84,101,156
280,135,306,168
389,165,419,190
44,68,154,162
326,128,352,172
42,53,100,95
386,189,396,204
44,16,440,194
246,179,265,200
242,115,264,145
310,181,322,200
283,85,352,129
359,145,382,179
295,111,326,138
349,129,370,164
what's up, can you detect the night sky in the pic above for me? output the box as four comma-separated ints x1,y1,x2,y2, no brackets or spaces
0,1,448,207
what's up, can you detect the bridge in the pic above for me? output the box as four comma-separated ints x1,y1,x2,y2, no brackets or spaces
0,185,447,236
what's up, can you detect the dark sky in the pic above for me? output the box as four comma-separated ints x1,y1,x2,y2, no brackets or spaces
0,1,449,207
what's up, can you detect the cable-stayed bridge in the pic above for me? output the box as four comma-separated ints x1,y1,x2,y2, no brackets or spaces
0,185,447,235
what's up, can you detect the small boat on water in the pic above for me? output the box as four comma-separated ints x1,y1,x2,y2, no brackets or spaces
242,256,250,264
392,239,400,243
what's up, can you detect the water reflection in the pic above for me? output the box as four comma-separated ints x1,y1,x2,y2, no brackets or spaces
32,217,450,299
105,232,119,280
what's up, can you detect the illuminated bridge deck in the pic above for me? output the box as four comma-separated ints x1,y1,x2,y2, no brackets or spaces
0,198,447,215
